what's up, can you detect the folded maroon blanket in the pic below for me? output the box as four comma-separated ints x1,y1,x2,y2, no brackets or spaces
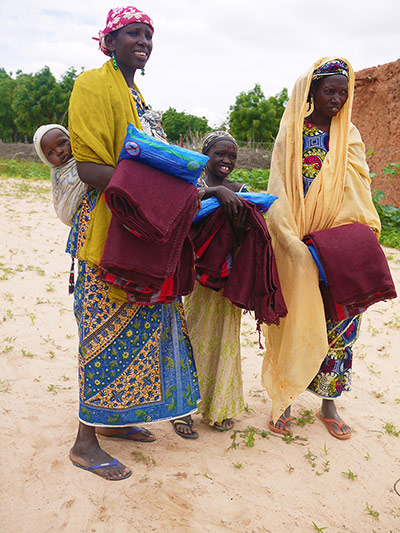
224,201,287,325
100,159,198,297
190,200,287,325
104,159,198,243
99,236,195,304
190,209,235,290
303,223,397,321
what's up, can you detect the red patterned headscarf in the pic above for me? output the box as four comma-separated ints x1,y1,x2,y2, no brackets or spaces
94,6,154,56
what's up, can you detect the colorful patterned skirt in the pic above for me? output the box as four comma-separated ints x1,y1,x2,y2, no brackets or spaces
307,315,361,399
184,282,244,425
67,192,200,427
74,261,200,426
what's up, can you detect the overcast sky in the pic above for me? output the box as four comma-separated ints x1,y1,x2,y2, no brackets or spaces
2,0,399,127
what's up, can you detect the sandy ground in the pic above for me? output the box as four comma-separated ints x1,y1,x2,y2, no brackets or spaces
0,177,399,533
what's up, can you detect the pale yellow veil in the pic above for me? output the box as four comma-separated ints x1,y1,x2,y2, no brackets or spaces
262,57,381,421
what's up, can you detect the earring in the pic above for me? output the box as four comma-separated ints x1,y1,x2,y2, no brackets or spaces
141,68,145,76
111,52,118,70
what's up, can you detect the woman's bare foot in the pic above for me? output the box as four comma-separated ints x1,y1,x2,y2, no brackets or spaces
268,406,292,435
96,426,156,442
70,422,131,480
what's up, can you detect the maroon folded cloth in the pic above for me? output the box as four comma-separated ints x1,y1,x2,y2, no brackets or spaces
303,223,397,321
104,158,198,243
99,159,198,297
99,236,195,304
224,201,287,325
190,200,287,325
190,208,235,290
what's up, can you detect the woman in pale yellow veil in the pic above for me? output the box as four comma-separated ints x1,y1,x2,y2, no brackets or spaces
262,58,380,439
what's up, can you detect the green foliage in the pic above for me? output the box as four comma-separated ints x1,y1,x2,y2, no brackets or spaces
229,84,288,142
161,107,211,143
0,158,50,179
0,69,16,142
230,168,270,191
0,66,81,143
371,163,400,249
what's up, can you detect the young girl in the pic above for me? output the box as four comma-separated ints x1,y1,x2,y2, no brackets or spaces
33,124,87,226
174,131,247,438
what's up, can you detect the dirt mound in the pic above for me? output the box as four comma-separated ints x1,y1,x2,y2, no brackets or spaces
352,59,400,207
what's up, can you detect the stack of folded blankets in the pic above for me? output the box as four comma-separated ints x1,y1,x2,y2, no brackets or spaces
190,198,287,325
303,223,397,321
99,125,209,304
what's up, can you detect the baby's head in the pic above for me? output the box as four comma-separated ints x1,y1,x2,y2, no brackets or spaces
33,124,72,167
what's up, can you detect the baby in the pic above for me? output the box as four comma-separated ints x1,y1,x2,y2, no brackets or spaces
33,124,87,226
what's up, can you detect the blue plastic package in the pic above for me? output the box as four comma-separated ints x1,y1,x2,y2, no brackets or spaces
119,124,209,185
193,192,278,223
307,245,329,287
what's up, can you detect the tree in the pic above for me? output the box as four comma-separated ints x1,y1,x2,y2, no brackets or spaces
228,84,288,143
0,69,17,141
161,107,211,143
12,66,66,141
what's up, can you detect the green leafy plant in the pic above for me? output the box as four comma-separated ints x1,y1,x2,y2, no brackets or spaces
293,409,315,427
342,469,358,480
365,502,379,519
383,422,400,437
371,163,400,249
229,426,270,449
231,168,270,191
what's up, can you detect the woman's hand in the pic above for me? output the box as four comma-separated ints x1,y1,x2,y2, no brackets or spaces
215,186,244,220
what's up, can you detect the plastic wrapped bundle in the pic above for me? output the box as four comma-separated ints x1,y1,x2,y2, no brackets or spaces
193,192,278,223
119,124,209,185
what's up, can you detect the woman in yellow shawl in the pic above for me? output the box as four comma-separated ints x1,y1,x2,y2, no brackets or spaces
67,6,200,481
262,58,381,440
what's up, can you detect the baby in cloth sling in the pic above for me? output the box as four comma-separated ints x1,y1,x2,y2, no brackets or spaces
33,124,87,226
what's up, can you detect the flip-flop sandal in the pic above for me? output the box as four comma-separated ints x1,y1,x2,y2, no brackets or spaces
214,419,234,432
316,411,352,440
268,416,292,436
99,426,156,442
72,457,132,481
170,416,199,439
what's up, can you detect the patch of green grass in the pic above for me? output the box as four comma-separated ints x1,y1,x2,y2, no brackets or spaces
383,422,400,437
0,158,50,180
131,450,156,466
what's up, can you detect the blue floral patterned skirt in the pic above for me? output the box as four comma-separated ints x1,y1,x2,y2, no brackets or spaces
307,316,361,399
67,192,200,427
74,261,200,426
